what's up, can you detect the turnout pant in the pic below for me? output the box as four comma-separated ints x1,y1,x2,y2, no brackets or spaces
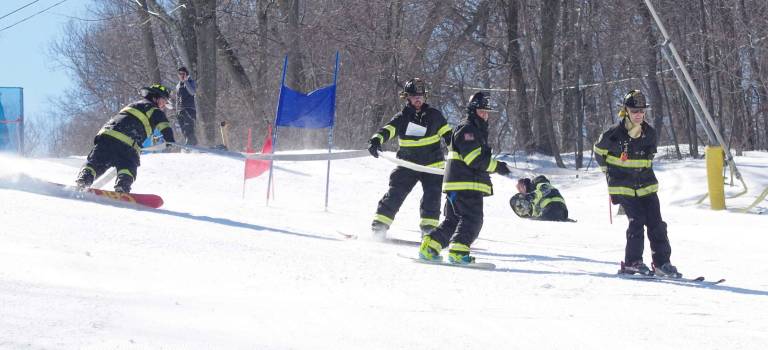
616,193,672,266
76,136,140,192
373,166,443,230
428,191,484,248
177,108,197,146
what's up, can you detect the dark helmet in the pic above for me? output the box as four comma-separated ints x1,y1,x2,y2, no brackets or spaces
622,89,649,109
178,66,189,74
467,91,494,112
532,175,550,187
400,78,428,99
140,83,171,100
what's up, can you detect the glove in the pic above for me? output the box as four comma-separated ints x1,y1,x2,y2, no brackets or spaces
368,138,381,158
496,161,511,175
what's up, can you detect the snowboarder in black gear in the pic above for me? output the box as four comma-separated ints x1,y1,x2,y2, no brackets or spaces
175,66,198,146
593,89,681,278
75,84,175,193
510,175,569,221
368,78,452,237
418,91,511,264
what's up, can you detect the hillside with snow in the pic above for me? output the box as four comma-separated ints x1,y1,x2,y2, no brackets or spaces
1,150,767,349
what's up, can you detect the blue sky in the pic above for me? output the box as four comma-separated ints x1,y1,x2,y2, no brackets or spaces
0,0,89,126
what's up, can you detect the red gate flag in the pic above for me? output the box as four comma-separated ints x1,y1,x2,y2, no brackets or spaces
244,126,273,180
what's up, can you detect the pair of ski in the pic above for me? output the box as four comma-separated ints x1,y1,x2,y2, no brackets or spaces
616,272,725,285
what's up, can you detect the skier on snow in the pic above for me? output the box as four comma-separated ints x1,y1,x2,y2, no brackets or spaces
510,175,569,221
593,89,681,278
367,78,452,238
418,91,512,264
75,84,175,193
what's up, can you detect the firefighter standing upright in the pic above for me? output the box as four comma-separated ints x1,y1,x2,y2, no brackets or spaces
75,84,175,193
368,78,452,238
418,92,512,264
593,89,681,278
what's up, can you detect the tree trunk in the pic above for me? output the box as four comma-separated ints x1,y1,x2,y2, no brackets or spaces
536,0,565,167
639,5,665,142
193,0,218,145
281,0,306,91
137,0,162,83
179,0,198,73
502,0,533,151
369,0,402,137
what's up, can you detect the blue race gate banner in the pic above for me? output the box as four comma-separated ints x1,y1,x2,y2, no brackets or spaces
0,87,23,153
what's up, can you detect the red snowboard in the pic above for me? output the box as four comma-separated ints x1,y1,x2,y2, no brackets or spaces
49,182,164,209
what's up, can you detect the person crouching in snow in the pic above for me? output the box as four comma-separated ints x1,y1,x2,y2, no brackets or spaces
75,84,175,193
509,175,569,221
418,91,511,264
593,89,681,278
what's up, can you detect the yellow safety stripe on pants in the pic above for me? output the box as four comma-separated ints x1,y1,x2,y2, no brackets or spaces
448,242,470,252
399,134,441,147
605,155,652,168
156,121,171,132
464,147,482,165
372,134,384,144
442,182,492,194
117,168,134,179
374,214,393,226
120,107,154,139
486,159,498,172
593,145,609,156
540,197,565,208
438,124,452,136
99,129,141,154
83,166,96,176
608,184,658,197
420,218,439,227
383,125,396,141
426,161,445,169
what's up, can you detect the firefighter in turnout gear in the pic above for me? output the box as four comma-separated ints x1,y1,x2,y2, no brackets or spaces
75,84,176,193
418,91,511,264
368,78,452,237
593,89,681,278
510,175,569,221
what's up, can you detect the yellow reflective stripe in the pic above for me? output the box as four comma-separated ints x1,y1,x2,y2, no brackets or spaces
420,218,439,227
442,181,492,194
464,147,482,165
605,155,652,168
374,214,393,225
99,129,141,153
438,124,452,136
372,134,384,143
540,197,565,208
448,242,470,252
487,159,498,172
156,121,171,131
120,107,153,138
426,161,445,169
383,125,396,140
83,166,96,176
593,145,609,156
608,184,658,197
448,151,463,160
117,169,134,179
636,184,659,196
399,134,441,147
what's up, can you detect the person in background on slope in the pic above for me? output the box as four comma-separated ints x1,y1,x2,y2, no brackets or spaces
367,78,453,238
418,91,512,264
593,89,681,278
0,92,10,152
175,66,198,146
75,84,175,193
510,175,569,221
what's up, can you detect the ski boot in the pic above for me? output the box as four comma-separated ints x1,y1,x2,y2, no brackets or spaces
618,260,652,275
418,235,442,261
653,262,682,278
448,242,475,265
371,221,389,240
